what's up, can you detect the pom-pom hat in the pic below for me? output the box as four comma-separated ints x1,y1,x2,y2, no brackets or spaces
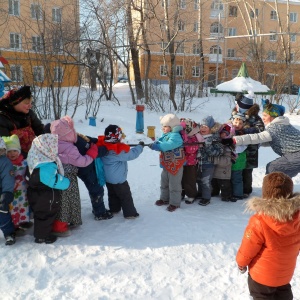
262,99,285,117
2,135,21,154
104,125,124,143
237,90,254,114
232,112,246,122
201,115,215,128
262,172,293,199
0,85,31,106
160,114,181,129
50,116,77,143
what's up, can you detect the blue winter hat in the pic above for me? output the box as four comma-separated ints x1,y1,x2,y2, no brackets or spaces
232,112,246,122
201,115,215,128
262,99,285,117
237,91,254,113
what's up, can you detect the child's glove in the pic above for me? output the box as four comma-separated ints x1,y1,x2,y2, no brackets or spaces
221,138,235,146
0,192,14,212
86,143,98,159
148,143,160,151
238,265,247,274
138,141,145,147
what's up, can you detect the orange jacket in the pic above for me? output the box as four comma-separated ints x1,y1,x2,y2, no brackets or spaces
236,195,300,287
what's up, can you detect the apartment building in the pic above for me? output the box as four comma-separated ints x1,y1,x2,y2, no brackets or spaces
0,0,80,87
134,0,300,88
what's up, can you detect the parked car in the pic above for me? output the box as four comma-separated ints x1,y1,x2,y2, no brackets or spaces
118,77,128,83
282,84,299,95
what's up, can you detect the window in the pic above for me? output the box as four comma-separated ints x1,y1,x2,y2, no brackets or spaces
194,0,199,10
228,27,236,36
178,20,185,31
248,29,257,36
192,66,200,77
33,66,44,82
32,36,43,52
179,0,186,9
160,65,167,76
176,42,184,54
210,22,223,34
211,0,223,10
232,69,238,78
161,42,169,52
53,37,63,52
227,49,235,58
228,6,237,17
176,65,183,77
290,53,295,62
9,0,19,16
290,12,297,23
267,51,276,61
193,22,199,32
193,43,200,54
270,10,277,20
250,9,259,18
210,45,221,54
52,7,62,23
54,67,63,82
31,4,43,20
269,31,277,41
10,33,21,49
10,65,23,82
290,34,296,42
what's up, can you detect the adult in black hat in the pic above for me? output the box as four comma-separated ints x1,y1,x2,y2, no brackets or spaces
0,86,44,157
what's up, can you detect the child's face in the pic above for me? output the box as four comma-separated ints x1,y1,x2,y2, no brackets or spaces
162,126,171,133
262,112,275,125
7,150,19,161
200,125,210,135
220,132,228,139
232,118,244,130
13,98,32,114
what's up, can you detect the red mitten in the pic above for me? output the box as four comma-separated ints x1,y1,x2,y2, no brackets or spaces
86,143,98,159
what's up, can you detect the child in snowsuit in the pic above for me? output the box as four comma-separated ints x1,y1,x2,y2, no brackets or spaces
97,125,143,219
233,91,265,197
26,134,70,244
230,113,247,201
50,116,99,236
0,137,16,245
211,123,235,201
149,114,185,212
3,134,31,233
180,118,203,204
236,172,300,300
197,116,224,206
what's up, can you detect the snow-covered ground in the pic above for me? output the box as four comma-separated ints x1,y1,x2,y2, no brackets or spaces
1,84,299,300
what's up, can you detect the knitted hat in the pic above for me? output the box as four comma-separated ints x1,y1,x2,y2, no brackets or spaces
160,114,181,129
237,91,254,114
262,99,285,117
201,115,215,128
262,172,293,199
219,123,235,137
2,135,21,154
104,125,123,143
180,118,200,136
0,137,6,150
0,85,31,106
50,115,77,143
232,112,246,122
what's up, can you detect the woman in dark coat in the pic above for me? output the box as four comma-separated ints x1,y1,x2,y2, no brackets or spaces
0,86,44,157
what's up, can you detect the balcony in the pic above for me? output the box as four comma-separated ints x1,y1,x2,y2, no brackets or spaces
209,54,223,63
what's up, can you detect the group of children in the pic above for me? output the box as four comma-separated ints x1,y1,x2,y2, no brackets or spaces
150,91,264,211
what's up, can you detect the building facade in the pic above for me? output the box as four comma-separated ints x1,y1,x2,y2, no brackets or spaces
134,0,300,89
0,0,80,87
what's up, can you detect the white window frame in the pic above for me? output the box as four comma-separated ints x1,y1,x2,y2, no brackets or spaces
228,27,236,36
33,66,44,82
31,4,43,20
53,37,63,53
290,33,297,42
290,12,297,23
10,33,21,49
178,20,185,31
267,51,277,61
179,0,186,9
9,0,20,16
54,67,63,82
10,65,23,82
52,7,62,23
227,48,235,58
193,43,200,54
160,65,167,76
193,22,199,32
211,0,223,10
192,66,200,77
194,0,199,10
176,42,184,54
176,65,183,77
32,36,43,52
210,22,223,34
270,10,277,20
269,31,277,41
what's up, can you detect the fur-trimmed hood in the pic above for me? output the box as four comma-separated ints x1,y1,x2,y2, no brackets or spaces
245,193,300,222
210,122,221,134
232,103,260,119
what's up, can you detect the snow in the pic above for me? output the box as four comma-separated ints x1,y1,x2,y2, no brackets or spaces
1,84,299,300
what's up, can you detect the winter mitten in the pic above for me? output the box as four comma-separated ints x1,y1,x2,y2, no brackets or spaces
86,143,98,159
148,142,160,151
221,138,234,146
138,141,145,147
0,192,14,212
